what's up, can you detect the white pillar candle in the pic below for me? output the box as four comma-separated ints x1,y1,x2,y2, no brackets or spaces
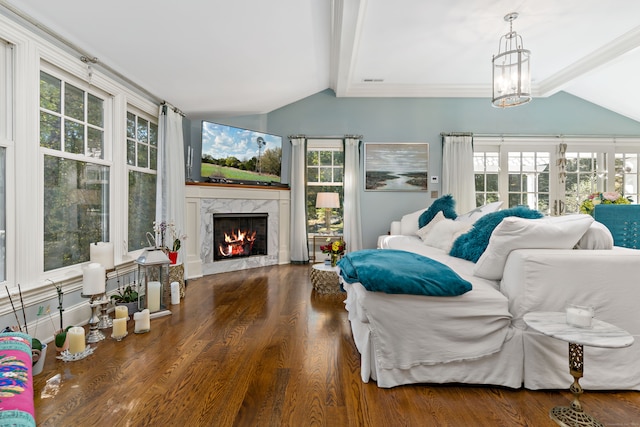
67,326,86,354
170,281,180,305
147,281,161,312
115,305,128,319
90,241,114,270
82,262,106,295
133,309,150,333
566,305,594,328
112,318,127,337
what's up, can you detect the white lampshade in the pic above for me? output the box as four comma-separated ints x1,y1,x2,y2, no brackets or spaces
316,192,340,209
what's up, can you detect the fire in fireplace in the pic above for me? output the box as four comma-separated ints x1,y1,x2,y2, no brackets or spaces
212,213,268,261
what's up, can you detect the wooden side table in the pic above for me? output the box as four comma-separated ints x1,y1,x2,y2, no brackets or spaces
310,263,341,294
524,312,634,427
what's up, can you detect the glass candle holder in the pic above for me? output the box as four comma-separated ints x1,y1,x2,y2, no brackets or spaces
566,304,595,328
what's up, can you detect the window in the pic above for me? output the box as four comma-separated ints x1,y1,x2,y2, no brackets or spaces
473,150,500,206
306,139,344,234
127,110,157,251
615,152,639,203
0,39,11,282
507,151,551,213
40,69,110,271
0,149,5,282
564,151,607,213
474,138,640,215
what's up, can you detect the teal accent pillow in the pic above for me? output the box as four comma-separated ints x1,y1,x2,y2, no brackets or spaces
418,194,457,228
449,206,544,262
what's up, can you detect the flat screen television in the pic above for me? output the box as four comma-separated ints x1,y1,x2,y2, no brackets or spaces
201,121,284,186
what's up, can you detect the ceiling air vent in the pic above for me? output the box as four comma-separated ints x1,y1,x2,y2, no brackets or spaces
362,78,384,83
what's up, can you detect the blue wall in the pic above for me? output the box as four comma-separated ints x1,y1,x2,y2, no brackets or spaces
188,89,640,249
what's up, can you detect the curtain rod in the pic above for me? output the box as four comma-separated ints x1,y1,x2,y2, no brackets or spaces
440,132,473,137
0,1,166,107
161,101,185,117
472,133,640,139
287,134,363,140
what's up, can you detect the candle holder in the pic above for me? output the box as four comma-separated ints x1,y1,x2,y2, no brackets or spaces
97,301,113,330
111,331,128,341
82,294,108,343
56,346,95,362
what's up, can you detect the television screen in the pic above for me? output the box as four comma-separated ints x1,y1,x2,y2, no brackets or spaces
201,121,283,185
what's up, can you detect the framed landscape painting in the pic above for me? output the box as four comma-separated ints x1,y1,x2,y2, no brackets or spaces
364,143,429,191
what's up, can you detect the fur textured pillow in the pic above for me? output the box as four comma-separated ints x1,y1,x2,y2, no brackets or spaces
418,194,457,228
449,206,544,262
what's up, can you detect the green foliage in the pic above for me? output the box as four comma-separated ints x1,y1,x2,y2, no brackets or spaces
111,285,139,303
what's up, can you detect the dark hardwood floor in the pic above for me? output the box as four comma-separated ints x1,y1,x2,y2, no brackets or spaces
33,264,639,426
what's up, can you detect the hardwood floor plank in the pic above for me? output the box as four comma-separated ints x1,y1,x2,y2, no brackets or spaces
32,264,640,426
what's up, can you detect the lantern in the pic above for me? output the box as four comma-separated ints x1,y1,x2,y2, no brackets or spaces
135,247,171,318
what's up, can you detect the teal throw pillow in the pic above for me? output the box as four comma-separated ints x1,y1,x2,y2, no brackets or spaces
449,206,544,262
418,194,457,228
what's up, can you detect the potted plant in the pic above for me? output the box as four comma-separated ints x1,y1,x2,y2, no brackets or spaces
54,325,72,352
110,284,140,315
153,220,186,264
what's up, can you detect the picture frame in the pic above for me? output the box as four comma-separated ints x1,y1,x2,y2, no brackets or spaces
364,143,429,191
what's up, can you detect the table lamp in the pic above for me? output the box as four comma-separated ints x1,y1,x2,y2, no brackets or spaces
316,192,340,234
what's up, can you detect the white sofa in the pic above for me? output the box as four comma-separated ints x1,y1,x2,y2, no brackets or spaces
342,208,640,389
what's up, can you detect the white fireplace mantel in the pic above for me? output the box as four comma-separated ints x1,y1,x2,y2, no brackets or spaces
184,183,291,278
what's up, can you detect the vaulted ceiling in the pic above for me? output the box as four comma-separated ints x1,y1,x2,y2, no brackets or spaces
4,0,640,121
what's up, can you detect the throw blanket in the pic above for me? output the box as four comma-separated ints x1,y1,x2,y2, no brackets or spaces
338,249,472,296
0,332,36,427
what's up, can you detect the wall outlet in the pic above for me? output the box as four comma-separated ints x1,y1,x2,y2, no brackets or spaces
431,191,438,198
430,176,439,183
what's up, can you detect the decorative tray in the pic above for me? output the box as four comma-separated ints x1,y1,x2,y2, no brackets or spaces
56,346,95,362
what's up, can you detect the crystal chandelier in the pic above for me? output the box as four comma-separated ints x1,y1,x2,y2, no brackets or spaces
492,12,531,108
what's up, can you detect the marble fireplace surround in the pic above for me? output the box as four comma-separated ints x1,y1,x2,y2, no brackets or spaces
184,183,291,278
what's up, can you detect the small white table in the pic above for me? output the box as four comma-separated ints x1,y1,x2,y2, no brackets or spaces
523,312,634,427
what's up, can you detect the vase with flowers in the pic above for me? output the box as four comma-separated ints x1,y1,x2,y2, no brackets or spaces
579,191,631,216
320,238,346,267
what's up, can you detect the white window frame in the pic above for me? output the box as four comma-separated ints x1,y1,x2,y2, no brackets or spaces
475,137,640,215
0,12,159,311
306,139,344,235
0,39,14,286
126,106,158,252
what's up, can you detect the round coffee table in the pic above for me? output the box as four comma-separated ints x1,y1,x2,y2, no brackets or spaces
310,263,340,294
523,312,634,427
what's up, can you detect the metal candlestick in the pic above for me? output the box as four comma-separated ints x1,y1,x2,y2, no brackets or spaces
98,300,113,329
82,294,108,343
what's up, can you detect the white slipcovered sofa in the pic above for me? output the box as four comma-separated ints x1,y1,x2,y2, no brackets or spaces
342,204,640,389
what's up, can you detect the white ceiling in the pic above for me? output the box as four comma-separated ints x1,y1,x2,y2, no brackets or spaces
3,0,640,121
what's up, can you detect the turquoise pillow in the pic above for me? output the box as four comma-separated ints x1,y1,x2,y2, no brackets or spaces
449,206,544,262
418,194,457,228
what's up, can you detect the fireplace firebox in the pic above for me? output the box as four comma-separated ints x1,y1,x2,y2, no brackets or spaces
212,213,268,261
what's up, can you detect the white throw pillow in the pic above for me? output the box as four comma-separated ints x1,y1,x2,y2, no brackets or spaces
422,218,473,252
456,201,504,223
473,214,594,280
400,208,428,235
416,211,445,241
575,221,614,249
